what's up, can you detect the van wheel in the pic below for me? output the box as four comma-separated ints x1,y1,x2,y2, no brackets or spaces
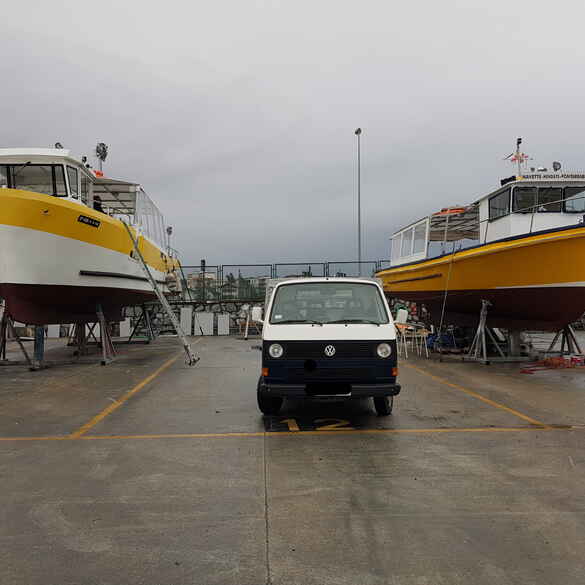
374,396,393,416
257,378,283,415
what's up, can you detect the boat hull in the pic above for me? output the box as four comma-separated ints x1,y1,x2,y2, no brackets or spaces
0,283,154,324
377,225,585,330
0,189,172,325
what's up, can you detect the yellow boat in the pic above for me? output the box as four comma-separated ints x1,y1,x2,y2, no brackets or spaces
0,148,181,325
376,171,585,330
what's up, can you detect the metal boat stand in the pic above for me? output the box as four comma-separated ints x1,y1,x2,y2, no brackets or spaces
465,300,507,365
0,308,33,368
127,304,157,344
68,322,100,354
546,325,583,356
464,300,530,364
96,304,116,365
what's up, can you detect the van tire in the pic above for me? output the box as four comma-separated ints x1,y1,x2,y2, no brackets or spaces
374,396,393,416
257,378,283,415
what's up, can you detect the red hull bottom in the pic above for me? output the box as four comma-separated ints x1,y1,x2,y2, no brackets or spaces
0,283,156,325
388,287,585,331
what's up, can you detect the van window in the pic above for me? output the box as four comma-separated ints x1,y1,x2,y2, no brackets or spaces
270,282,389,325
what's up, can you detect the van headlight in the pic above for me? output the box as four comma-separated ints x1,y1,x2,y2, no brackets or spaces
376,343,392,358
269,343,284,358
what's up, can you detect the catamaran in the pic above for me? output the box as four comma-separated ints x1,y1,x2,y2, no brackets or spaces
0,147,181,325
376,141,585,331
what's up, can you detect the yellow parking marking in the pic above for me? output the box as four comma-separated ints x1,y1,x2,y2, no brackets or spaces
79,426,558,439
0,436,71,442
0,426,568,442
70,350,185,438
404,363,551,428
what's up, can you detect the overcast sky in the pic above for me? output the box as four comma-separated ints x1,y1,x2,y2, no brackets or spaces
2,0,585,266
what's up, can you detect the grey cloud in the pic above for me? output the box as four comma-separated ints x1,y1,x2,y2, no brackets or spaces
2,0,585,265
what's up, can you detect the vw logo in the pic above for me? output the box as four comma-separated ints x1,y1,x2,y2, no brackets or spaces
324,345,336,357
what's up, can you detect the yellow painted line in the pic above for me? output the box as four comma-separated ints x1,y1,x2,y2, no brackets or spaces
0,426,580,442
79,426,554,439
0,436,71,442
404,362,551,428
69,350,187,438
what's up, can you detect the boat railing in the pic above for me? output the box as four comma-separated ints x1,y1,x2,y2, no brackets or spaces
481,191,585,245
419,190,585,262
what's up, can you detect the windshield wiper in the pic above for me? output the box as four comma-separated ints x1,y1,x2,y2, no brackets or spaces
326,319,381,326
273,319,323,325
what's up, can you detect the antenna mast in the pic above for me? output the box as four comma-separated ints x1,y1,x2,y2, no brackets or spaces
515,137,522,176
504,137,530,176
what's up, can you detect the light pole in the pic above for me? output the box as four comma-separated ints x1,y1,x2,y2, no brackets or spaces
354,128,362,275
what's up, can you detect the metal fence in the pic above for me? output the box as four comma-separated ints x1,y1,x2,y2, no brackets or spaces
180,260,391,302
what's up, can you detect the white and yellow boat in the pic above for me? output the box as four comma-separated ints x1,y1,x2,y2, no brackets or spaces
377,169,585,330
0,148,180,325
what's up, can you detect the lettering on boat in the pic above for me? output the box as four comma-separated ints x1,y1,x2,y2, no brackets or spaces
77,215,101,228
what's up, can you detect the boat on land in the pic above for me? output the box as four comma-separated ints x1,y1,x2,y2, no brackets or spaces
0,148,181,325
376,144,585,331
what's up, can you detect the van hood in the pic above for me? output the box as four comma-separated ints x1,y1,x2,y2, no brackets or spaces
263,323,396,341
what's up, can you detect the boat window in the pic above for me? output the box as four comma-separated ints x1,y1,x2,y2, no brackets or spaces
488,188,510,220
66,166,79,199
54,166,67,196
401,227,414,256
564,186,585,213
513,187,536,213
10,164,68,197
80,174,90,205
537,187,562,212
413,222,426,254
0,165,8,188
391,234,401,261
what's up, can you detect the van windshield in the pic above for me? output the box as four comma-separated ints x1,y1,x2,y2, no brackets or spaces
269,282,389,325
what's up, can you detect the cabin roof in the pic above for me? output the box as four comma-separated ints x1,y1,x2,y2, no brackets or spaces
472,173,585,205
0,147,80,165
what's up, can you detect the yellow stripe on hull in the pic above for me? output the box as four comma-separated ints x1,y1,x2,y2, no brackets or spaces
377,226,585,329
0,188,172,273
378,226,585,294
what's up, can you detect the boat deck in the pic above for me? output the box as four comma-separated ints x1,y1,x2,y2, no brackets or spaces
1,336,584,585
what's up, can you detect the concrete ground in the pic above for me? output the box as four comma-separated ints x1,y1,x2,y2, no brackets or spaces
1,336,584,585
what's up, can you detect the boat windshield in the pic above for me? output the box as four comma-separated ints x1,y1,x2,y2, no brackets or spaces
2,164,67,197
269,282,389,325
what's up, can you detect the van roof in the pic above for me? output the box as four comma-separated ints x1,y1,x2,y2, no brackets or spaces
273,277,381,287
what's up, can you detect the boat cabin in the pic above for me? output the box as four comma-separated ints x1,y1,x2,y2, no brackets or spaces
390,173,585,267
0,148,168,250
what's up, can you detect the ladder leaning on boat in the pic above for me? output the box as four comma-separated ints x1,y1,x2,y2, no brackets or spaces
122,221,199,366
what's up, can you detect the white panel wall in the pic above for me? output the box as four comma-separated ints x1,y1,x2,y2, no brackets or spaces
217,314,230,335
180,307,193,335
195,312,214,336
46,324,60,338
119,318,132,338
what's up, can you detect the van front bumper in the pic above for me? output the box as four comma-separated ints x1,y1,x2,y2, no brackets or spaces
260,381,401,398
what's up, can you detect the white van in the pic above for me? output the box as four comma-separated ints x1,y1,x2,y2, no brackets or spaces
258,277,401,416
